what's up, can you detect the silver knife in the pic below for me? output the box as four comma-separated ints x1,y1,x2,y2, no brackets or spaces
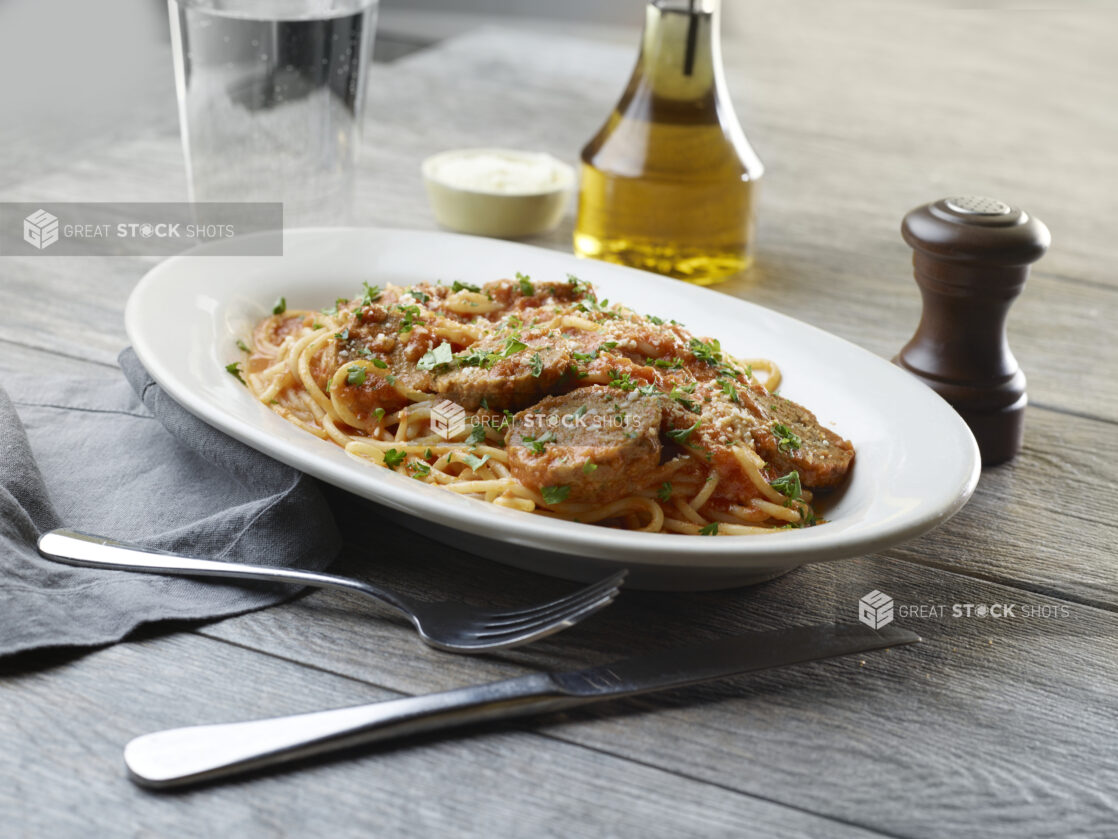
125,622,919,788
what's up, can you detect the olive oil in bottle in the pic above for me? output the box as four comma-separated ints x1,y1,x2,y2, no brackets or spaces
574,0,763,285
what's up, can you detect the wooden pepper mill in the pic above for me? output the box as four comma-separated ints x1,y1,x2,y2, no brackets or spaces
894,196,1050,465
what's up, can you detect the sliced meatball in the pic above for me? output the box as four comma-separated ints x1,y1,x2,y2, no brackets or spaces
341,302,439,395
434,339,575,410
507,386,663,505
746,386,854,488
663,375,853,492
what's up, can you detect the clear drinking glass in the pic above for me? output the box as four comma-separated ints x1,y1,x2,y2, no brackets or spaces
169,0,377,226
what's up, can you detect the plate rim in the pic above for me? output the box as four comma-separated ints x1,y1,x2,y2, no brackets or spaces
125,226,981,571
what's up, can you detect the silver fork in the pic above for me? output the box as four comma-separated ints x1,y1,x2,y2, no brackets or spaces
36,529,625,653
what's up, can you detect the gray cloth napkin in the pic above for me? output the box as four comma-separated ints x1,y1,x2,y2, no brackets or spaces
0,348,341,658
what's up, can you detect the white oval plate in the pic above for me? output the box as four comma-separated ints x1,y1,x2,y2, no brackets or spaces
126,228,979,590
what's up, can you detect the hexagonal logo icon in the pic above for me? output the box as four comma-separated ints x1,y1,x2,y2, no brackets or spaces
430,399,466,440
24,209,60,250
858,590,894,629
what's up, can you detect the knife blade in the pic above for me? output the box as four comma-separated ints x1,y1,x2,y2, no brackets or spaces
125,622,918,789
554,621,917,697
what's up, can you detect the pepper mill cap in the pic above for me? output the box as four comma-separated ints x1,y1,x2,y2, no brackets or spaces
902,196,1050,268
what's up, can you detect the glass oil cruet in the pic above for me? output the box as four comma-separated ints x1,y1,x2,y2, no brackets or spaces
574,0,763,285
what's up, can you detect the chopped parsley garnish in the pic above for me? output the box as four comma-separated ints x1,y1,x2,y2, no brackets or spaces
409,289,430,303
772,422,802,452
335,327,349,341
657,481,673,501
409,461,431,477
582,461,598,474
373,408,386,424
502,337,527,357
386,374,397,385
451,280,481,293
346,366,367,386
417,341,454,371
383,448,407,468
780,505,818,529
225,362,245,385
541,484,571,505
647,356,683,369
360,283,382,306
636,383,660,397
516,272,534,296
465,422,487,449
598,341,619,352
646,314,665,325
669,386,698,412
396,304,423,333
236,339,250,353
571,350,596,363
529,352,543,378
458,452,490,471
574,404,588,419
456,347,500,369
689,337,723,366
770,471,802,502
522,430,556,454
465,423,487,446
359,286,382,308
272,297,287,315
699,522,719,536
577,297,616,317
667,418,702,445
608,369,638,391
689,337,742,377
370,358,388,369
718,377,740,404
566,273,592,298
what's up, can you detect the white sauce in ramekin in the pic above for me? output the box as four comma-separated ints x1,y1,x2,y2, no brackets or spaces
424,149,572,195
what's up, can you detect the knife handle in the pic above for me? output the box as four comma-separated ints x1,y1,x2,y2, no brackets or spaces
124,673,581,788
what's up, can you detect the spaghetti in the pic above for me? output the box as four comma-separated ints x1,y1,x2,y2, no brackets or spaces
235,275,853,535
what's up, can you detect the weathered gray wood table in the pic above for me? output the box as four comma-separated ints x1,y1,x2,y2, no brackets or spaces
2,6,1116,837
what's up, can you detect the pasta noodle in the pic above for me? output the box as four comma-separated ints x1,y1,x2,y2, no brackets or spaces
235,275,846,536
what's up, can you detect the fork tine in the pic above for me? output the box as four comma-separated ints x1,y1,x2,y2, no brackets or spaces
466,593,619,646
481,577,624,630
473,590,619,639
482,577,624,629
488,571,627,620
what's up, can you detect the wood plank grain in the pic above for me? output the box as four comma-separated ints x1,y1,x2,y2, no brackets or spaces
194,542,1118,839
0,630,881,839
881,402,1118,610
1,20,1115,420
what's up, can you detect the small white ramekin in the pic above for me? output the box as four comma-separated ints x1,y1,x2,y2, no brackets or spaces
421,148,575,239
